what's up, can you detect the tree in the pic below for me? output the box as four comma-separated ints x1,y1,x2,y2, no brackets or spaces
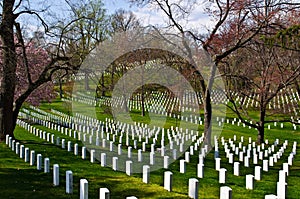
0,0,108,141
129,0,300,146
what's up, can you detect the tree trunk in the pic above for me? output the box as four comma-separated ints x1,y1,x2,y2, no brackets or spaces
141,86,145,116
257,109,266,144
203,90,212,147
59,78,63,99
101,73,105,96
0,0,17,141
84,72,90,91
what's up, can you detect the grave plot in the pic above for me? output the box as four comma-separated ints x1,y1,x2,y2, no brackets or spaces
13,104,300,198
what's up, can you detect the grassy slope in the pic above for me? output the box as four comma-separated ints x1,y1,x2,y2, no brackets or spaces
1,100,300,198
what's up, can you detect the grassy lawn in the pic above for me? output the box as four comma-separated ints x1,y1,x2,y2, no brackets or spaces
1,99,300,198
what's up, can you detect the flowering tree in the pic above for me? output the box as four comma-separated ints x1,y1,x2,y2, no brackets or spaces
14,41,56,106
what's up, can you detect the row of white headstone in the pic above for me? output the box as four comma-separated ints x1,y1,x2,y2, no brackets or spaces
214,135,297,199
5,134,139,199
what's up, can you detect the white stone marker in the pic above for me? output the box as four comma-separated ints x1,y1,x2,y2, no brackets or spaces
228,154,233,164
44,158,50,173
283,163,289,176
219,168,227,184
12,140,15,151
164,156,169,169
244,156,249,167
185,152,190,163
80,179,88,199
15,142,20,155
37,154,42,170
150,152,155,165
53,164,59,186
66,170,73,194
143,165,150,184
99,188,110,199
128,146,132,158
180,159,186,173
30,150,35,166
279,170,286,183
239,151,244,162
277,181,287,199
197,164,204,178
234,162,240,176
126,197,138,199
25,148,29,162
137,149,143,162
126,160,133,176
269,157,274,166
112,157,118,171
67,141,72,152
20,145,25,158
74,143,78,156
263,160,269,172
265,195,278,199
62,139,65,149
220,186,232,199
164,171,173,192
90,149,95,163
215,158,221,171
188,178,199,199
82,147,86,159
246,174,254,190
255,166,261,181
101,153,106,167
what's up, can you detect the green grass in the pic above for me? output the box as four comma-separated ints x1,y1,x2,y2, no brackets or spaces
1,100,300,198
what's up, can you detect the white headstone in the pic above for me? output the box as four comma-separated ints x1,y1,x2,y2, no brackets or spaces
142,165,150,184
188,178,199,199
263,160,269,172
37,154,42,170
112,157,118,171
219,168,227,184
180,159,186,173
164,171,173,192
197,164,204,178
164,156,169,169
30,150,35,166
99,188,110,199
24,147,30,162
255,166,261,181
126,160,133,176
90,149,95,163
44,158,50,173
216,158,221,170
234,162,240,176
80,179,88,199
220,186,232,199
101,153,106,167
53,164,59,186
74,143,78,156
246,174,254,190
277,181,286,199
66,170,73,194
82,147,86,159
264,195,278,199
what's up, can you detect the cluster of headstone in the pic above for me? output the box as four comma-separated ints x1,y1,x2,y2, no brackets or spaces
15,105,298,199
215,135,297,199
229,88,300,115
216,116,299,131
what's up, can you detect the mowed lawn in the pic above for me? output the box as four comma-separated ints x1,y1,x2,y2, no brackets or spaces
1,100,300,198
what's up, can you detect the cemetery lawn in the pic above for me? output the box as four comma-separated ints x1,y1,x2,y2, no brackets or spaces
0,100,300,198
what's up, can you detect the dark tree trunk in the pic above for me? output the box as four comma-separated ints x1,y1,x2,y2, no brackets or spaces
257,109,266,144
0,0,17,141
84,72,90,91
101,73,105,96
141,85,145,116
59,78,63,99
